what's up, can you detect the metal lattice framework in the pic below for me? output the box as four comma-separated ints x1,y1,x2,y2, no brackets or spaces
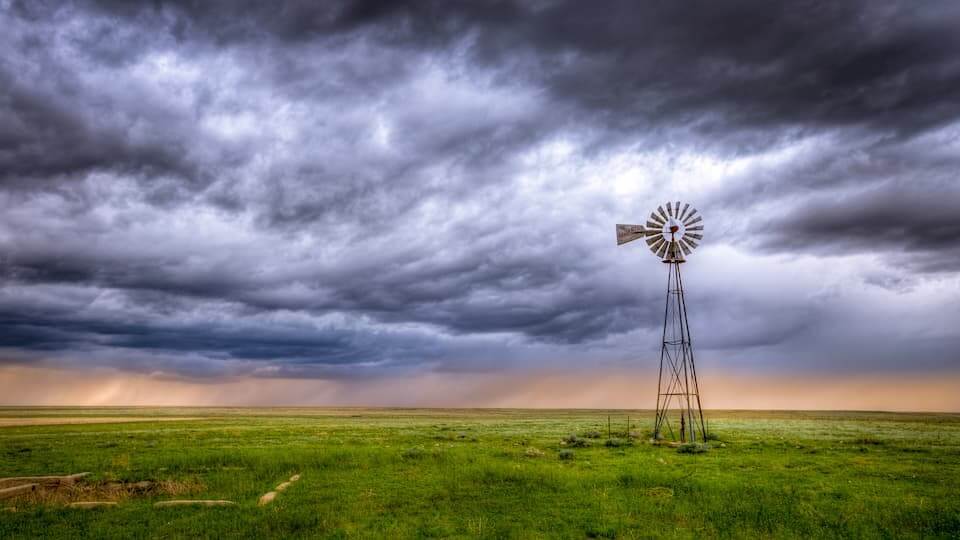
616,201,707,442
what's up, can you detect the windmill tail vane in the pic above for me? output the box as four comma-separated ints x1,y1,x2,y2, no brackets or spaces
616,201,707,443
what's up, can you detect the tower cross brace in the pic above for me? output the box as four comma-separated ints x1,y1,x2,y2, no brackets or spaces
654,251,706,442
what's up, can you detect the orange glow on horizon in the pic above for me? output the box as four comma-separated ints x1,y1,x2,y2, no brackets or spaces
0,365,958,412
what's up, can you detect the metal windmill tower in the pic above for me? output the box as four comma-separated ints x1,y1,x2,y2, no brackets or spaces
616,202,707,443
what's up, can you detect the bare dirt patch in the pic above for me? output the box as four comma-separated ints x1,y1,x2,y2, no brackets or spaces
2,477,205,506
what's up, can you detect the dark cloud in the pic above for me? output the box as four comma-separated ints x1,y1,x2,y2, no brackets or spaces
1,0,959,380
52,0,960,151
757,185,960,271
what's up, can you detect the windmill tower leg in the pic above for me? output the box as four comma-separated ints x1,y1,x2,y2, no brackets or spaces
654,260,706,442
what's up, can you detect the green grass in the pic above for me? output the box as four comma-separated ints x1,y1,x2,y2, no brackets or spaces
1,408,958,538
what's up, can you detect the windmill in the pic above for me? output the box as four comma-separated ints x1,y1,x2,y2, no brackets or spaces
616,202,707,443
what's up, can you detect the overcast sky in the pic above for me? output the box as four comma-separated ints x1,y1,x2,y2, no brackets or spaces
1,1,959,407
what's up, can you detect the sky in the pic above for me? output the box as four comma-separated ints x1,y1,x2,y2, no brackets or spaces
1,1,959,410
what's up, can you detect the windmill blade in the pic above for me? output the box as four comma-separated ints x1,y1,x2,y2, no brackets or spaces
646,220,664,230
666,202,673,217
684,214,702,227
657,206,668,221
679,241,692,256
655,240,669,259
675,202,681,219
649,212,665,226
686,225,704,231
685,232,703,241
648,238,666,257
679,203,690,221
684,238,699,249
646,235,661,246
616,224,647,245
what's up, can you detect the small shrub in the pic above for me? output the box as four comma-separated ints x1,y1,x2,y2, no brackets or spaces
604,438,628,448
562,434,589,447
524,447,545,458
558,449,575,461
676,442,708,454
704,432,721,441
401,447,426,460
583,430,602,439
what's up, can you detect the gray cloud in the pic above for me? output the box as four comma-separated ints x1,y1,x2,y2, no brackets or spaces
764,186,960,251
1,0,959,380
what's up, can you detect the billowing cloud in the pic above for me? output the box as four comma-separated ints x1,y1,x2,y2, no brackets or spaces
1,0,958,395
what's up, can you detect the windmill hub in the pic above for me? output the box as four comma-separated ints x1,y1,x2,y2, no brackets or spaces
616,201,708,443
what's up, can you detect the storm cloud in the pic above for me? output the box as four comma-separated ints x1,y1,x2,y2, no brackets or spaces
1,0,958,384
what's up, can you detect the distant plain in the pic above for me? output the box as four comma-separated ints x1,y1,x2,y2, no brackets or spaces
1,408,958,538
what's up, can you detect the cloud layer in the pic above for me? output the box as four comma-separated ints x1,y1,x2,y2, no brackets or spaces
1,1,959,390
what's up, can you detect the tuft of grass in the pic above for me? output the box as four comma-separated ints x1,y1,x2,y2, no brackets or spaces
558,449,575,461
585,526,616,538
524,447,545,458
676,442,708,454
582,430,602,439
646,486,674,498
562,435,589,447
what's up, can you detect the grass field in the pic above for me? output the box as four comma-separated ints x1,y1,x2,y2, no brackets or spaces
1,408,958,538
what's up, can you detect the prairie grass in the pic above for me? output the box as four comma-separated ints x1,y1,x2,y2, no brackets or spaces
0,408,958,538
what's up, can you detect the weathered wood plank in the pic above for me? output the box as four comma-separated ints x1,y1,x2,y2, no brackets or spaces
0,472,90,489
0,483,38,500
67,501,117,509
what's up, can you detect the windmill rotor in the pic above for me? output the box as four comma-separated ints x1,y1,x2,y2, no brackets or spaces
615,201,704,262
